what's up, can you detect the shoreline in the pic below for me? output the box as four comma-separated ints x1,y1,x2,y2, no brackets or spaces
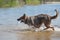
45,2,60,4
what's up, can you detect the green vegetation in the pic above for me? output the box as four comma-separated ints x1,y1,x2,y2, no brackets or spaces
0,0,18,7
0,0,41,8
0,0,60,8
26,0,40,5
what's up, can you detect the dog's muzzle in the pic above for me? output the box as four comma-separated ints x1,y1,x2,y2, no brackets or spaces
20,19,25,23
17,19,20,21
17,19,25,23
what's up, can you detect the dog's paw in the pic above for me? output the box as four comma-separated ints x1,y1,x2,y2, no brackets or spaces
55,9,57,11
44,28,54,31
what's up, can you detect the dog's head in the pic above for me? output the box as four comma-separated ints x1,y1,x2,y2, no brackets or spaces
17,14,26,23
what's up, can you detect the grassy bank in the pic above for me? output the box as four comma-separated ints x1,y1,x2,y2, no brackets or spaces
0,0,41,8
0,0,18,8
0,0,60,8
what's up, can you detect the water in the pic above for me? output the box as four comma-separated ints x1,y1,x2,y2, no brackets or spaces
0,30,60,40
0,4,60,40
0,4,60,25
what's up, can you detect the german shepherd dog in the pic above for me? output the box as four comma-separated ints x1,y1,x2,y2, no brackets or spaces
17,9,58,31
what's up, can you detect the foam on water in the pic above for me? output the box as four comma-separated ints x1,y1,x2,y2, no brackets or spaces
54,27,60,31
16,21,60,32
33,27,60,32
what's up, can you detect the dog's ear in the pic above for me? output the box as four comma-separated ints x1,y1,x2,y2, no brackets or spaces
55,9,57,11
23,13,26,17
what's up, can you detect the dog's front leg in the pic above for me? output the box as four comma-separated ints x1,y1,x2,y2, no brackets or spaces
28,25,35,31
33,25,41,32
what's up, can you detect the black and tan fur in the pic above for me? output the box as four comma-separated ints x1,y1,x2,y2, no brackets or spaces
17,9,58,30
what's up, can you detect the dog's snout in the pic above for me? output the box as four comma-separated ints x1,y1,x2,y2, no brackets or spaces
17,19,20,21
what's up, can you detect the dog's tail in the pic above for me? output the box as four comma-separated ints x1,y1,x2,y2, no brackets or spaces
51,9,59,19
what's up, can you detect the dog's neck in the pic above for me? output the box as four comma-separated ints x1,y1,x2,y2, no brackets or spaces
25,16,30,20
24,16,33,25
24,16,29,24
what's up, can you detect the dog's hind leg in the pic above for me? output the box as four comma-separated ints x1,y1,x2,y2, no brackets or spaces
44,23,54,31
49,25,54,31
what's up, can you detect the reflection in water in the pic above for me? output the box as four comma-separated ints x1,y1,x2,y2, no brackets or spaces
16,31,53,40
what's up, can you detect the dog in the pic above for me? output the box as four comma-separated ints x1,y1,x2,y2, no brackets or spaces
17,9,58,31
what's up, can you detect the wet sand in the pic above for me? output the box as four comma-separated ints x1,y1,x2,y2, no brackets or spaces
0,26,60,40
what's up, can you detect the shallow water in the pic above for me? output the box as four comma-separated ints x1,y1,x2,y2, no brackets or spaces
0,4,60,40
0,4,60,26
0,28,60,40
0,26,60,40
16,31,60,40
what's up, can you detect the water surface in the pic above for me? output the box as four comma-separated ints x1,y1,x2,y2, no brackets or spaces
0,4,60,40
